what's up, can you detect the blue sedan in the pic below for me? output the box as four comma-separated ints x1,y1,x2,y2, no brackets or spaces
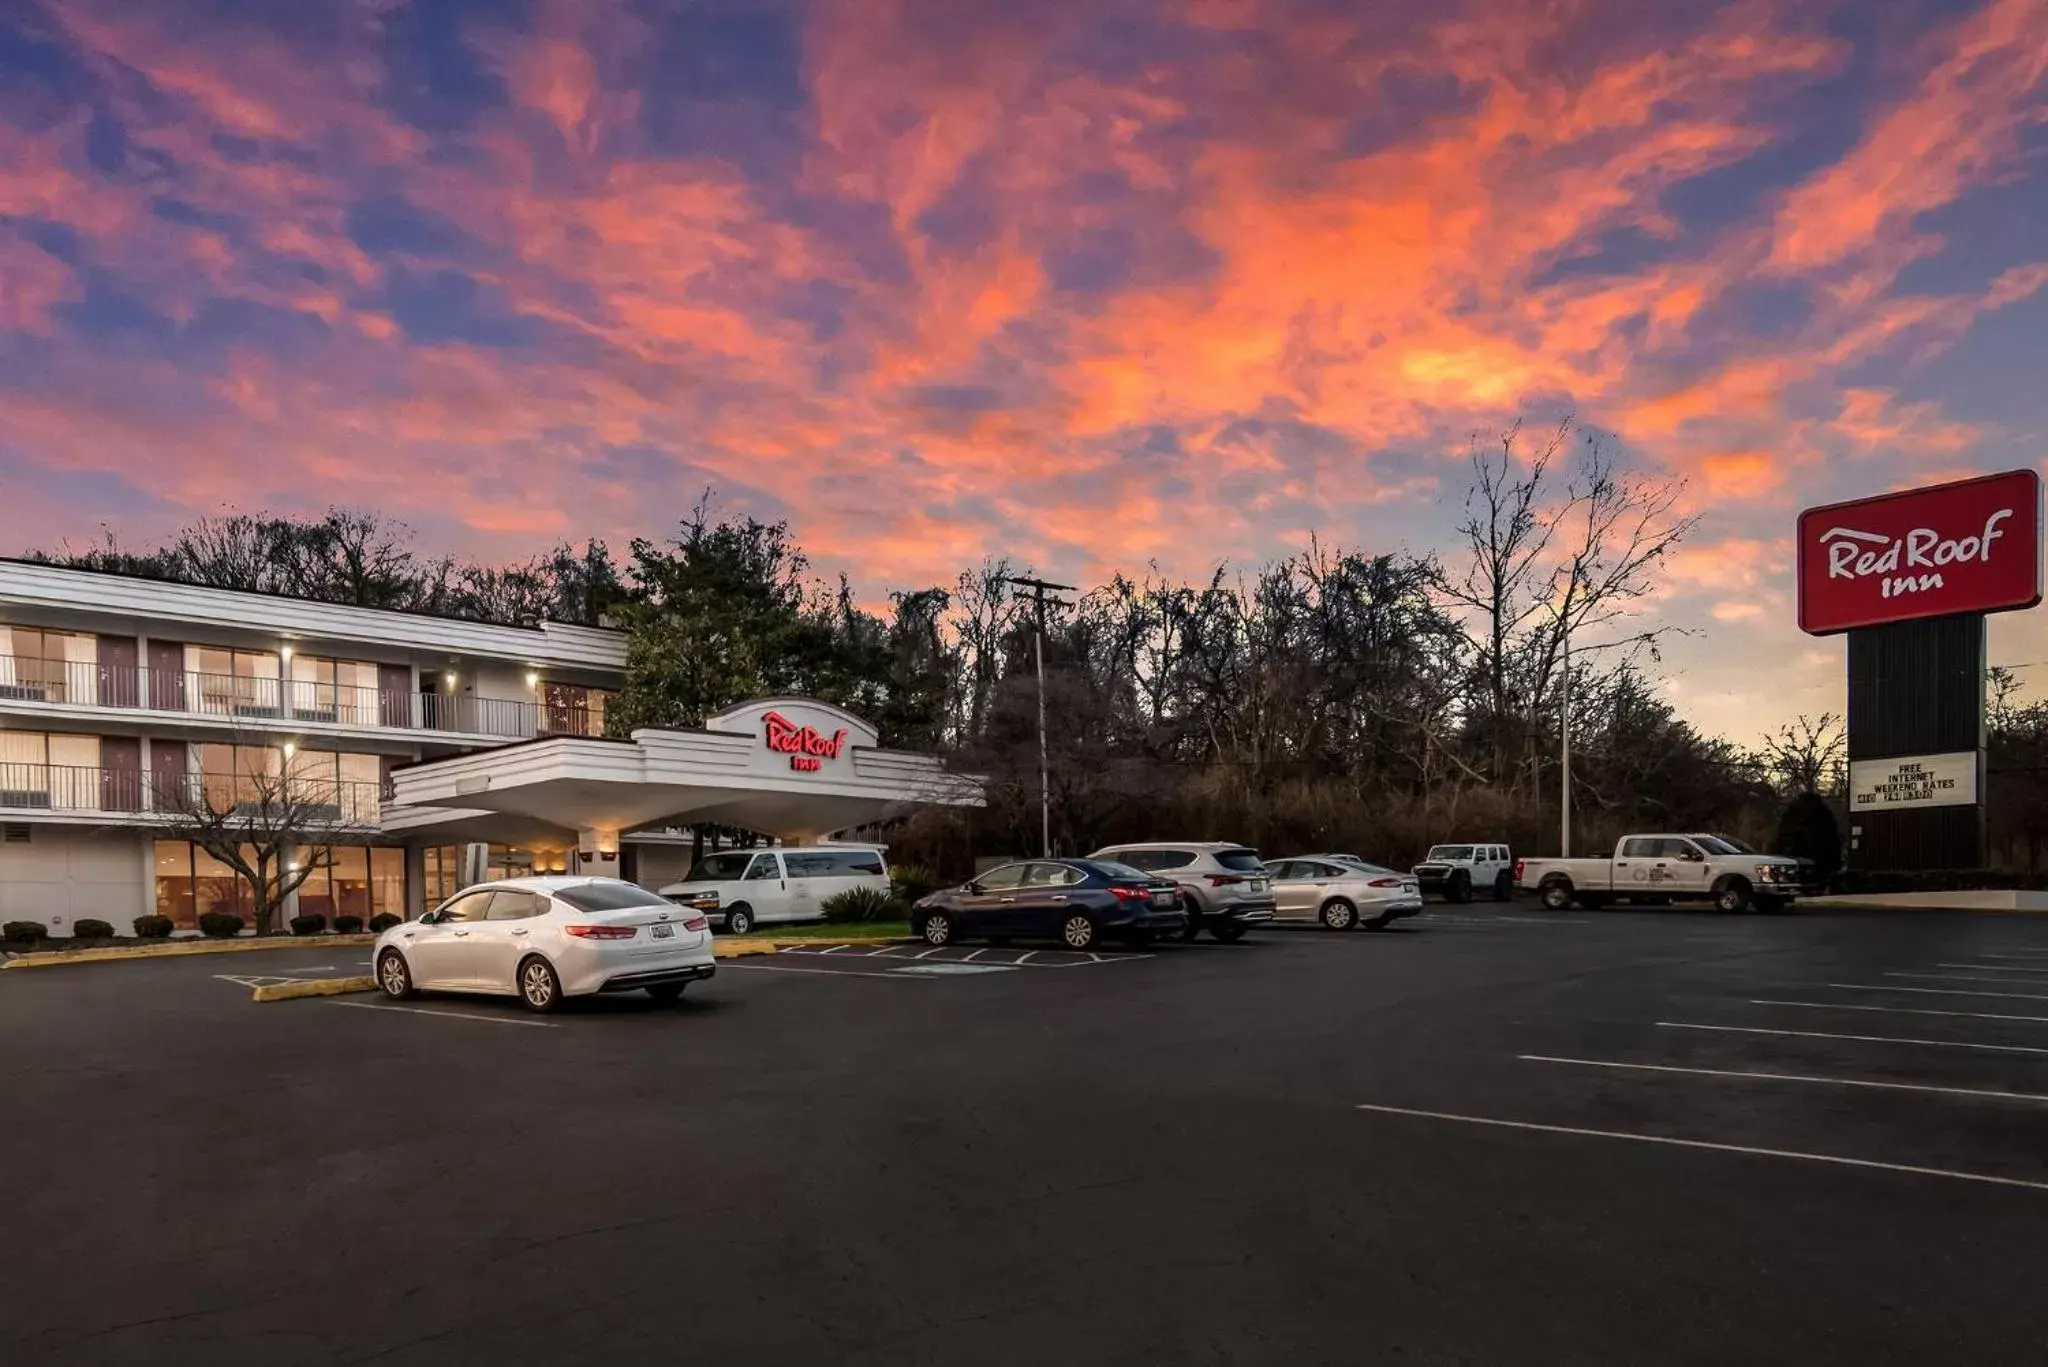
911,859,1188,951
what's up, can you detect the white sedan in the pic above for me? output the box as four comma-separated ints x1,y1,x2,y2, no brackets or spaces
373,877,716,1012
1262,858,1423,930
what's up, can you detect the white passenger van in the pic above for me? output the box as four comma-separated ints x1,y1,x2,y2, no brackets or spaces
656,845,890,934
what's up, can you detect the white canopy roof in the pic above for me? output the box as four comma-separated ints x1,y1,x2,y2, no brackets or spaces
384,698,980,847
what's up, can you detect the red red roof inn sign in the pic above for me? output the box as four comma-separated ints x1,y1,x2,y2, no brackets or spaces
1797,470,2044,635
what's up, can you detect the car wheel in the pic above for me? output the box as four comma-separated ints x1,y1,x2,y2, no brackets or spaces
725,904,754,936
1319,899,1357,931
921,911,955,946
1210,924,1247,943
1714,878,1753,914
1447,871,1472,904
1061,914,1098,951
1540,880,1575,911
1493,871,1513,901
1178,901,1201,941
377,949,414,1000
645,983,686,1004
517,956,563,1013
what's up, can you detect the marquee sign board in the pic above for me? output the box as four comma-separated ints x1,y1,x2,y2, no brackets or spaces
704,698,877,777
1797,469,2042,635
1848,752,1979,813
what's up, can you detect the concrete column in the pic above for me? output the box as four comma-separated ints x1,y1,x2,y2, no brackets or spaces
573,828,621,878
404,844,427,919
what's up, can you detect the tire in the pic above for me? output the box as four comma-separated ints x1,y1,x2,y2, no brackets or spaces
920,910,955,946
1319,899,1358,931
724,904,754,936
376,949,414,1000
1447,871,1473,904
1211,924,1247,943
1493,871,1513,902
1178,897,1202,942
1714,878,1754,914
645,983,686,1004
1061,913,1099,951
517,956,563,1013
1540,879,1575,911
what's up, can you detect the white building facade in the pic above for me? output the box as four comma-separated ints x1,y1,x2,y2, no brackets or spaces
0,560,973,936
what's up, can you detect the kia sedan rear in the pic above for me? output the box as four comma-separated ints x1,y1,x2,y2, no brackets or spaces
373,877,716,1012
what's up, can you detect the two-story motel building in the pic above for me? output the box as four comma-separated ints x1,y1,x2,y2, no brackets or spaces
0,560,969,935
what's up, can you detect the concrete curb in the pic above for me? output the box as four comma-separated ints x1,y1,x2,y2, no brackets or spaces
251,975,377,1002
3,934,380,970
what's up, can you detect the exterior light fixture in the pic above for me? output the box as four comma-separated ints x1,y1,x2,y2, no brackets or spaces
282,742,296,758
444,671,457,686
526,671,540,688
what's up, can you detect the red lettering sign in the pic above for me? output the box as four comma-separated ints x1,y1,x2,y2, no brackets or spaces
762,711,849,771
1797,470,2042,635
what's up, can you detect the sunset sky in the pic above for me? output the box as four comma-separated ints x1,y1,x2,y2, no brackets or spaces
2,0,2045,743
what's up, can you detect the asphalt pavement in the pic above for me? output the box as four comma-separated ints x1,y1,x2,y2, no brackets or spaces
5,906,2048,1364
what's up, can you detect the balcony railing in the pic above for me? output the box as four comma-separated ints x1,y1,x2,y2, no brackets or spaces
0,763,384,822
0,657,609,739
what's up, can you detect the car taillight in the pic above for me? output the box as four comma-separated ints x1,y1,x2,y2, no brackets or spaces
1368,877,1402,888
683,916,709,932
1513,859,1525,882
1207,874,1246,886
564,924,637,940
1110,886,1151,902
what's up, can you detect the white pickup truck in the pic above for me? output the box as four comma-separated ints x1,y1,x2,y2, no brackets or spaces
1516,834,1805,913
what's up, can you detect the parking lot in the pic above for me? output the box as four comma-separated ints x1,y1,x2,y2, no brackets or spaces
6,905,2048,1364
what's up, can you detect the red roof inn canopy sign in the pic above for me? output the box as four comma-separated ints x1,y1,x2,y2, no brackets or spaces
1798,470,2043,635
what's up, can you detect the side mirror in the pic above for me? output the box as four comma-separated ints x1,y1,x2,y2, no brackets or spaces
966,881,983,896
418,910,440,925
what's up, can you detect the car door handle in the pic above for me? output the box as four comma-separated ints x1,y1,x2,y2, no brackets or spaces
1049,896,1067,903
511,929,528,936
452,930,470,937
998,896,1018,903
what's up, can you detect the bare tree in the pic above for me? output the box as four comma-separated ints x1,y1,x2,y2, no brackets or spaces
154,747,381,934
1758,713,1847,796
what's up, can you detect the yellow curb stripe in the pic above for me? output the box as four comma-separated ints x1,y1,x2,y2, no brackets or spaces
4,935,380,969
251,975,378,1002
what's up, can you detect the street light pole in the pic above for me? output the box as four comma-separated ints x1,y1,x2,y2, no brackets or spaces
1006,576,1075,858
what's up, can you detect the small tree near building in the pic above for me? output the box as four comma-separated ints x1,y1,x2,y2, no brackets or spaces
1775,791,1843,885
154,752,380,934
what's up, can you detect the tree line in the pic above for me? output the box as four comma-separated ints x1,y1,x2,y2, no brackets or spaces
52,427,2042,874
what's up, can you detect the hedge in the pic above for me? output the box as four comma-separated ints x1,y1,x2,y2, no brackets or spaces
133,914,176,939
368,913,401,932
197,912,244,938
1829,869,2048,895
288,913,328,936
3,921,48,943
71,919,116,939
333,915,364,934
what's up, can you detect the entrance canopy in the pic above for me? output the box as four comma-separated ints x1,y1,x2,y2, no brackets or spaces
384,698,981,848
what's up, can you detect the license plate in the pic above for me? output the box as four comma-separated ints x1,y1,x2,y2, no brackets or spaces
1250,878,1268,893
1151,892,1172,907
651,923,674,939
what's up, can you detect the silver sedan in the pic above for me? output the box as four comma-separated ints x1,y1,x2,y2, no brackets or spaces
1262,858,1423,930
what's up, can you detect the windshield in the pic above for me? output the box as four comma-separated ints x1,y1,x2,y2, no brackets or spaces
1427,845,1473,861
1215,849,1265,872
1692,835,1747,855
1074,859,1152,881
681,852,756,882
553,882,675,913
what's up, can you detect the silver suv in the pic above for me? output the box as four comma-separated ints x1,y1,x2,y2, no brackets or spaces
1087,842,1277,942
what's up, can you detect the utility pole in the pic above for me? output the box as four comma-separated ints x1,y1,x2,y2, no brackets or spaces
1560,625,1571,859
1006,576,1074,858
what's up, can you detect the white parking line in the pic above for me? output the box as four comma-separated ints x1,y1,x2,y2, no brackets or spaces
914,947,945,960
963,948,986,962
1352,1104,2048,1192
1658,1021,2048,1057
721,962,928,980
817,945,844,954
1885,972,2048,986
323,1001,555,1027
1016,951,1038,965
1970,950,2048,958
1753,999,2048,1026
1934,962,2048,974
1520,1053,2048,1104
1830,983,2048,1002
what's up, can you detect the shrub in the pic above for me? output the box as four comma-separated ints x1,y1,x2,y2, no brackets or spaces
288,913,327,936
368,913,402,932
889,863,944,905
1829,868,2048,895
332,915,365,934
71,919,115,939
197,912,244,938
3,921,49,944
821,886,904,924
1775,793,1842,885
132,914,175,939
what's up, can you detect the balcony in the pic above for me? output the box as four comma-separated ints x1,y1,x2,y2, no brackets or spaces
0,763,385,823
0,657,610,741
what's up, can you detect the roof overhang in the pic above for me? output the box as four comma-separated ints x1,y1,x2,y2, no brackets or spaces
384,698,980,846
